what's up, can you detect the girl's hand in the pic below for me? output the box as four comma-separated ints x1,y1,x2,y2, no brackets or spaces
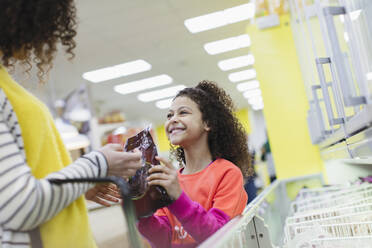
147,156,182,200
85,183,121,207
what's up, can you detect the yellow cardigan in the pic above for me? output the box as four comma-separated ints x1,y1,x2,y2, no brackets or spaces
0,66,97,248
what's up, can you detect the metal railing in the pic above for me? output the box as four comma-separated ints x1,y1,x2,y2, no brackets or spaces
198,174,324,248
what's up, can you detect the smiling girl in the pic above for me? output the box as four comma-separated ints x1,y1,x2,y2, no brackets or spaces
138,80,251,248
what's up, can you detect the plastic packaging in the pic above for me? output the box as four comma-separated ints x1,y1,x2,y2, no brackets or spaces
124,126,173,218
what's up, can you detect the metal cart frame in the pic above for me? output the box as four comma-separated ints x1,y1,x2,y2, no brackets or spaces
49,176,144,248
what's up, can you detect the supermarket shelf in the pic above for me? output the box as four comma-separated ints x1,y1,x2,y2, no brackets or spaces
318,127,347,149
342,158,372,165
345,105,372,137
90,118,126,149
97,122,126,135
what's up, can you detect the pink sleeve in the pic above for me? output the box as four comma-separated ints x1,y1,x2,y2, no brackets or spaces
168,191,230,243
137,215,172,248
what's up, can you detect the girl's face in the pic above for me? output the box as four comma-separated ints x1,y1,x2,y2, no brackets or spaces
165,96,210,147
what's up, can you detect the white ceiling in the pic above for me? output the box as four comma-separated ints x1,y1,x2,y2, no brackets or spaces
47,0,254,125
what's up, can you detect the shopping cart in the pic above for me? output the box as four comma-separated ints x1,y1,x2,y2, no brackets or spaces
49,176,144,248
307,236,372,248
295,184,350,200
284,184,372,247
285,210,372,241
290,184,372,214
285,225,372,248
295,191,372,214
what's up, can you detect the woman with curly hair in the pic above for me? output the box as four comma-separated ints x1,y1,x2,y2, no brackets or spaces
138,80,251,248
0,1,143,247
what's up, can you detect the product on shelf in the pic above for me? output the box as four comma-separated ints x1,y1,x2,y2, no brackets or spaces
254,0,289,17
101,127,140,146
98,110,125,124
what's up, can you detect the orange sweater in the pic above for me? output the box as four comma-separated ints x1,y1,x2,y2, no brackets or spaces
138,158,248,247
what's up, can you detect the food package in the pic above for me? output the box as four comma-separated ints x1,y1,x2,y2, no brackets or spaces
124,126,173,218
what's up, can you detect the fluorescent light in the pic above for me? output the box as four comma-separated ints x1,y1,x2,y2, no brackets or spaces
366,72,372,80
229,69,256,82
248,96,263,105
155,98,174,109
138,85,186,102
185,12,225,34
224,3,256,23
83,59,151,83
184,3,255,33
252,103,264,111
243,89,261,99
204,34,251,55
218,54,255,71
114,74,172,95
236,80,260,92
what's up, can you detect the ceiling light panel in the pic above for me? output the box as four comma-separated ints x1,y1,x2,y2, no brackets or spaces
137,85,186,102
83,59,151,83
218,54,255,71
236,80,260,92
155,97,174,109
252,102,264,110
114,74,172,95
248,96,263,105
243,89,261,99
228,69,256,82
184,3,255,33
204,34,251,55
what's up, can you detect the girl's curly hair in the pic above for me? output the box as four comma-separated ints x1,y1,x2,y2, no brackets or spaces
171,80,252,177
0,0,77,82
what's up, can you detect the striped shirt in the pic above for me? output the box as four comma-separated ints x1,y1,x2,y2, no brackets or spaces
0,88,108,248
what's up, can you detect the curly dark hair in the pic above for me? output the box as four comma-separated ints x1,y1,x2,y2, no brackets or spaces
0,0,77,81
171,80,252,176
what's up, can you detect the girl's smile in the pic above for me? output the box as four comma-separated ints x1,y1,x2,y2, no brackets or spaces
165,96,209,147
168,126,186,135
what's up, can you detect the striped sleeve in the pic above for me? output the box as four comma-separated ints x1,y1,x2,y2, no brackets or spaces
0,93,108,231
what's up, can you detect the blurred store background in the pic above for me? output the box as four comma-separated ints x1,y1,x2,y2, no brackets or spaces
10,0,372,246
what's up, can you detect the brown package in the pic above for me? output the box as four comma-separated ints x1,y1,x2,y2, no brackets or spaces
124,127,173,218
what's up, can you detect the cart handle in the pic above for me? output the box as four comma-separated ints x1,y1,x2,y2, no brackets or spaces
49,176,144,248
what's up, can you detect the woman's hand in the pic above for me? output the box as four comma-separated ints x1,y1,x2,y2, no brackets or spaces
147,156,182,200
85,183,121,207
99,144,142,178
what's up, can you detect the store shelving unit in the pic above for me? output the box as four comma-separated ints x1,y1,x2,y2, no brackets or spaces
90,117,126,149
288,0,372,184
200,0,372,247
97,122,126,136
